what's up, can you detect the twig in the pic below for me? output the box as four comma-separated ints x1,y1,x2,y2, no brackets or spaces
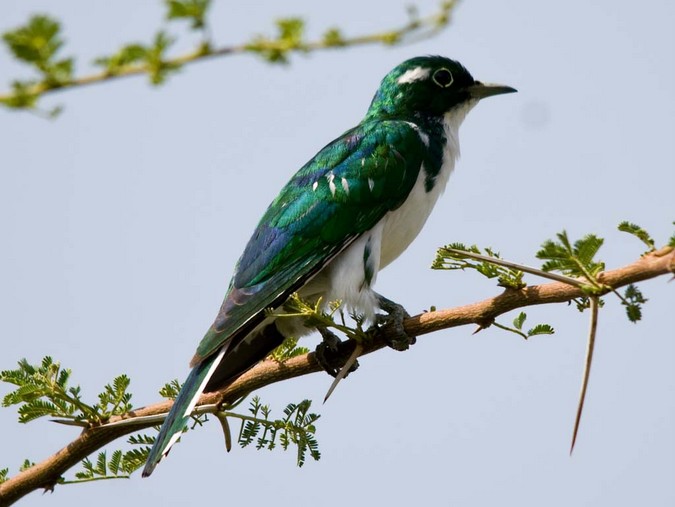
442,247,586,288
0,2,457,104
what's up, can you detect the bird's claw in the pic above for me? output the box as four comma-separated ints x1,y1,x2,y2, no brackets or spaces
373,294,416,351
315,327,359,378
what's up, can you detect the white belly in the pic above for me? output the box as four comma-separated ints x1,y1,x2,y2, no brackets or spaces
299,222,384,322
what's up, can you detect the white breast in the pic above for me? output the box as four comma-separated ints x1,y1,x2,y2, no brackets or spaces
379,103,474,268
379,159,451,269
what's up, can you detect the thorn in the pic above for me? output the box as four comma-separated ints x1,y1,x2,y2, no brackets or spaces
50,418,89,427
215,412,232,452
323,343,363,403
472,325,484,335
570,296,599,455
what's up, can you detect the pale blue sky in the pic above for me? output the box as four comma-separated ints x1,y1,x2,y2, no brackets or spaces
1,1,673,506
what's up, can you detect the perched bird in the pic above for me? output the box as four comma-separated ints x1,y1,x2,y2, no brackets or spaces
142,55,515,476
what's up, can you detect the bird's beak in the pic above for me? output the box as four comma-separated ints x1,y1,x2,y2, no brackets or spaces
468,81,517,99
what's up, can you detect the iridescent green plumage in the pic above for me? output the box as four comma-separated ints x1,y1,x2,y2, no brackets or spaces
143,55,515,477
193,120,427,364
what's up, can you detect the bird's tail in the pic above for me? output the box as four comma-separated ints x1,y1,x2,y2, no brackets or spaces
142,347,225,477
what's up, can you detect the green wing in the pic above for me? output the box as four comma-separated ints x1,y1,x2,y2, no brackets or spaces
192,119,427,364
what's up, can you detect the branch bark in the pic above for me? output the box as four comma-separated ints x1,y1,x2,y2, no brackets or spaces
1,246,673,506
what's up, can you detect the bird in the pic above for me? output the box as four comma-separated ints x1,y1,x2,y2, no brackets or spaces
142,55,516,476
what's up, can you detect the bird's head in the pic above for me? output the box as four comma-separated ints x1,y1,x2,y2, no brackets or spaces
365,55,516,121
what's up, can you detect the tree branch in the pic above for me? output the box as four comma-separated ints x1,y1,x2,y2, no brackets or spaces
1,246,672,506
0,1,457,108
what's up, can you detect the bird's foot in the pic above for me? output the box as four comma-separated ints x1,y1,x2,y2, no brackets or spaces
315,327,360,378
373,293,416,351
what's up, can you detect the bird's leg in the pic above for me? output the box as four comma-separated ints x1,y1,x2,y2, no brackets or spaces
373,293,416,351
314,327,360,378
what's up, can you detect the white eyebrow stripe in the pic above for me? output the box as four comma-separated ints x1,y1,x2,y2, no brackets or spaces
397,67,430,84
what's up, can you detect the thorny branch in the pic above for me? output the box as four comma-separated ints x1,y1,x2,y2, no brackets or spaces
0,246,672,506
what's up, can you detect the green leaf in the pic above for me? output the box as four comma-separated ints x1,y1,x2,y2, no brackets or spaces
93,44,147,75
69,447,146,482
575,235,604,270
233,396,320,466
493,312,554,340
269,337,310,363
527,324,555,337
0,80,39,109
74,457,94,480
2,15,73,88
3,383,42,405
166,0,211,30
669,222,675,247
285,399,321,466
19,459,35,472
536,231,605,288
621,284,647,323
127,433,155,446
239,396,264,447
44,57,73,85
65,442,152,483
0,468,8,485
273,293,366,342
96,374,133,419
159,379,182,400
513,312,526,330
145,31,180,85
245,17,307,64
1,356,96,422
94,32,180,84
432,243,526,290
120,447,151,474
108,450,122,475
2,15,63,66
17,399,61,423
322,28,345,47
95,452,107,475
277,18,305,45
618,221,655,251
0,356,139,426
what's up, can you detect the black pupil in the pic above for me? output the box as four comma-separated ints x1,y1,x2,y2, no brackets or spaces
434,69,452,87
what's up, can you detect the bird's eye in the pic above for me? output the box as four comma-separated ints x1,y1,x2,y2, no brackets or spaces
432,68,454,88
